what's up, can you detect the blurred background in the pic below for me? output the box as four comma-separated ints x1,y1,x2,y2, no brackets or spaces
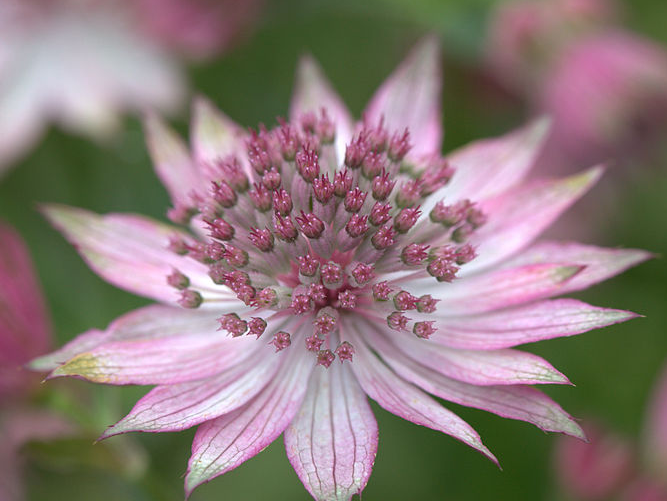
0,0,666,499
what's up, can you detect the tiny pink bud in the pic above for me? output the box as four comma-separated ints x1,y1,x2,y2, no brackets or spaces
361,151,386,179
291,294,313,314
344,134,369,169
296,211,325,239
314,309,337,334
216,156,249,192
394,206,421,233
313,174,334,204
273,213,298,242
396,179,421,208
413,321,436,339
271,331,291,351
369,201,392,226
345,214,369,238
167,204,196,225
168,235,189,255
249,183,273,212
417,294,439,313
321,261,343,288
388,129,411,161
387,311,409,331
207,218,235,241
277,118,299,161
178,289,203,308
249,227,275,252
297,254,320,277
371,170,396,201
295,148,320,183
247,317,267,338
316,109,336,143
372,281,393,301
257,287,278,307
338,290,357,309
401,243,429,266
262,168,282,190
308,284,327,304
335,341,355,362
167,269,190,290
218,313,248,337
211,180,237,208
427,257,459,282
223,245,249,267
393,290,418,311
305,335,324,351
455,244,477,265
317,349,336,368
206,242,225,261
272,188,293,216
333,169,353,197
351,263,375,286
344,188,367,213
371,224,396,250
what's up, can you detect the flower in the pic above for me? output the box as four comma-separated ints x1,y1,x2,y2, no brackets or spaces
554,363,667,500
31,38,649,500
486,0,667,171
0,221,73,500
0,0,260,175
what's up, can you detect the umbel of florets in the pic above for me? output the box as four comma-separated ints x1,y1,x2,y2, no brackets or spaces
165,109,481,367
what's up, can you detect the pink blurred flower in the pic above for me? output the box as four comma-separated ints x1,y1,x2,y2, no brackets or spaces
134,0,262,60
31,38,648,499
554,363,667,500
0,0,261,175
0,221,73,501
486,0,667,171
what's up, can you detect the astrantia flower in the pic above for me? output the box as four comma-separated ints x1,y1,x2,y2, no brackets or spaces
31,38,649,500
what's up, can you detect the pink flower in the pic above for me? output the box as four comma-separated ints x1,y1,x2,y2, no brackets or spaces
486,0,667,170
554,363,667,500
32,38,648,500
0,221,73,501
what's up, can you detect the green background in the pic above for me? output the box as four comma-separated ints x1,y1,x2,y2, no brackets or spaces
1,0,666,499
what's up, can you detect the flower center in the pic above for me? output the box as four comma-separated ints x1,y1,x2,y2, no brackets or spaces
165,109,486,367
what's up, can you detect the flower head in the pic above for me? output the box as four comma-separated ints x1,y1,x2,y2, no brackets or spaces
32,38,649,500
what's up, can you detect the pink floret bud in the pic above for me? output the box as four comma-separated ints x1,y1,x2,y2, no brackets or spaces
345,134,369,169
272,188,293,216
271,331,291,351
314,309,337,334
167,269,190,290
297,253,320,277
215,157,249,193
317,349,336,368
273,213,298,242
207,217,235,241
249,227,275,252
315,109,336,144
211,180,237,208
256,287,278,307
277,118,299,161
369,201,392,226
249,183,273,212
372,281,394,301
351,263,375,286
305,335,324,352
393,290,419,311
296,211,325,239
223,245,249,267
455,244,478,265
344,188,367,213
235,284,257,306
367,119,388,151
321,261,343,288
417,294,439,313
291,293,313,314
394,206,421,233
247,317,268,338
345,214,369,238
335,341,355,362
295,148,320,183
371,170,396,201
313,174,334,204
218,313,248,337
396,180,421,207
387,311,410,331
361,151,386,179
427,257,459,282
333,169,353,197
262,168,282,190
413,321,436,339
168,235,189,255
338,290,357,309
371,224,396,250
467,206,487,229
247,129,275,175
388,129,411,161
452,223,474,243
167,204,197,225
420,159,454,195
308,284,328,304
205,242,226,262
401,243,429,266
178,289,203,309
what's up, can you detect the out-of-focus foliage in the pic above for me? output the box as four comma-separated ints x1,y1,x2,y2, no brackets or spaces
0,0,664,499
